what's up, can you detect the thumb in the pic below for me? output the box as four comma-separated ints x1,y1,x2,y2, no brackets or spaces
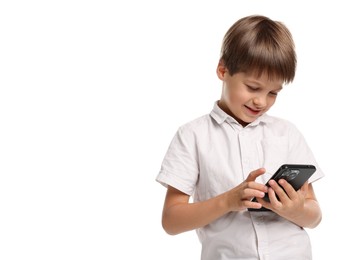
245,168,266,182
298,181,309,196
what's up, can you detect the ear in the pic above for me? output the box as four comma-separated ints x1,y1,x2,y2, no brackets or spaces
216,60,227,80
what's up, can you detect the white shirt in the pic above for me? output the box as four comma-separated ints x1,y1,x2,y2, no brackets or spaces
156,102,324,260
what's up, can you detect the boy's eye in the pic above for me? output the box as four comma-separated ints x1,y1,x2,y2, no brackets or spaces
247,85,259,91
269,92,278,96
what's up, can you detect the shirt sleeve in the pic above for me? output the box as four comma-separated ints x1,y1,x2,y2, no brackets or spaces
156,126,199,196
287,123,325,183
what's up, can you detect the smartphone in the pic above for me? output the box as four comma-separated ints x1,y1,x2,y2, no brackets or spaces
249,164,316,211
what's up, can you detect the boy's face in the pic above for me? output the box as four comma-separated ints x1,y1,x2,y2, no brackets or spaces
217,63,283,126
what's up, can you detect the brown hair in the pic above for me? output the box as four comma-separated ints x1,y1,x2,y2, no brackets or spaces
220,15,296,83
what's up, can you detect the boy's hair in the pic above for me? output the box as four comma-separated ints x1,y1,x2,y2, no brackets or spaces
220,15,296,83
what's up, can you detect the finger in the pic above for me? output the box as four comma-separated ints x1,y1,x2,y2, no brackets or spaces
246,200,264,210
256,196,271,209
297,181,309,197
243,181,269,193
256,188,279,209
245,168,266,182
267,186,281,204
277,179,296,200
246,188,266,200
269,179,289,202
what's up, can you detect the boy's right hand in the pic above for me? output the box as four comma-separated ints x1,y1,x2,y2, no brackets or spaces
224,168,268,211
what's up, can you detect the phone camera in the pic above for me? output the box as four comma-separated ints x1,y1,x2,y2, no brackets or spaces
282,169,299,181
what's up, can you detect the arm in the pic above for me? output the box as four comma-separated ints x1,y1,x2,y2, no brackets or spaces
161,168,268,235
259,180,322,228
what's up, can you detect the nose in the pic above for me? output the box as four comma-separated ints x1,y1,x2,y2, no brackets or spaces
253,96,267,109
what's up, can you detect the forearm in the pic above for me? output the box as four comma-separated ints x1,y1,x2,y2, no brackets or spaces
162,193,229,235
162,169,269,235
287,199,322,229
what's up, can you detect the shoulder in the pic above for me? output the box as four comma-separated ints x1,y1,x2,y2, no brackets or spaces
177,114,215,134
170,113,221,146
262,114,301,135
263,114,296,128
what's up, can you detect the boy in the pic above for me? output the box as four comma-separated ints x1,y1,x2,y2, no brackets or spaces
156,15,324,260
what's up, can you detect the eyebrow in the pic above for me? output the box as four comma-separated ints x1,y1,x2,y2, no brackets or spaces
246,79,283,91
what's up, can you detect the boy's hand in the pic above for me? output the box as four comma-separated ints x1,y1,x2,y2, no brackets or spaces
258,179,308,217
225,168,268,211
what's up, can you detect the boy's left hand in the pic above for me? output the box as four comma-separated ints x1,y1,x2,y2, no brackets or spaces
257,179,308,218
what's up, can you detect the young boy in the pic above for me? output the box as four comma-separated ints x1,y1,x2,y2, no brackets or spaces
156,15,324,260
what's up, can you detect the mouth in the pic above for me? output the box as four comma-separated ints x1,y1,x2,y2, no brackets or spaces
244,105,262,115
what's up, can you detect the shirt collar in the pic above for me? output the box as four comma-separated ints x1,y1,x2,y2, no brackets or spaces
210,101,272,127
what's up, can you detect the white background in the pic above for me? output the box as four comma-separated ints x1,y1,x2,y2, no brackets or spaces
1,1,363,259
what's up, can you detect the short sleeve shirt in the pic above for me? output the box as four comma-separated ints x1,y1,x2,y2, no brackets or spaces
156,101,324,260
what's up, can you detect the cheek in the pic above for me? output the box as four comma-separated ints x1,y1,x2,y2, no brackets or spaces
267,97,277,108
228,88,248,104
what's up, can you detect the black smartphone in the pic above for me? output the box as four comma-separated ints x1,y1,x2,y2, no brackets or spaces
248,164,316,211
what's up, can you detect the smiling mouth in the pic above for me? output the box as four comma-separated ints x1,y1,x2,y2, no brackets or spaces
245,105,261,115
